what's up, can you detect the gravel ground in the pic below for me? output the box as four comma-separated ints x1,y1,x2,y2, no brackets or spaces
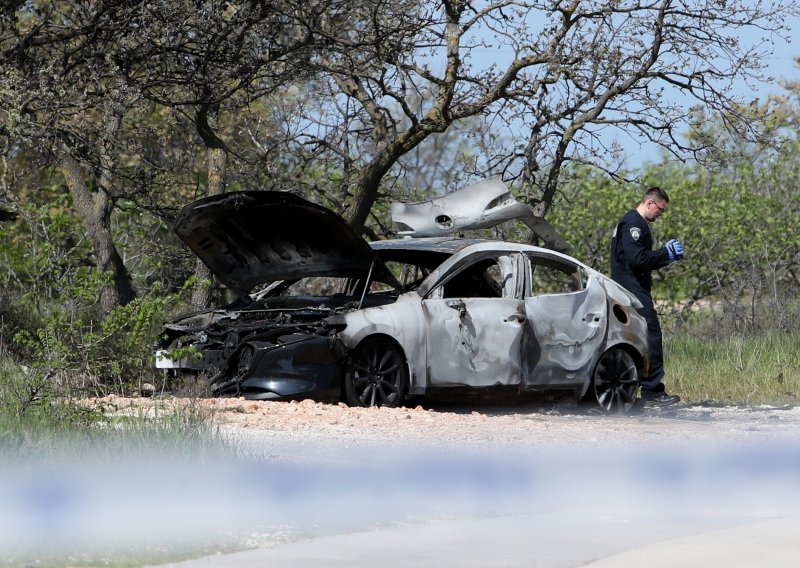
93,394,800,450
29,395,799,567
121,396,800,568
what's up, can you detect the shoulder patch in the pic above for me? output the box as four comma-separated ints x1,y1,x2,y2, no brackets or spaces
629,227,641,241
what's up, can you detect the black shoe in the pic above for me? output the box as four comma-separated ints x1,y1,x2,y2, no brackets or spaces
642,393,681,409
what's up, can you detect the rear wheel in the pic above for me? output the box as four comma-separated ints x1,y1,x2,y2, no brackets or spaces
591,348,639,414
344,337,408,408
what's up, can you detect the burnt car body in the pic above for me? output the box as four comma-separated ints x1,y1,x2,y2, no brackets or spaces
157,187,649,413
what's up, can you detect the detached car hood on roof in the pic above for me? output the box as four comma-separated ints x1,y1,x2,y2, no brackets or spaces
389,178,570,252
174,191,389,294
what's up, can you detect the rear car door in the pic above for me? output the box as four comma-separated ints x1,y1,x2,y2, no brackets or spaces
521,253,607,389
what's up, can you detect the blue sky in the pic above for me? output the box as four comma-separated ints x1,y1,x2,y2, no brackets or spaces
463,8,800,169
629,13,800,166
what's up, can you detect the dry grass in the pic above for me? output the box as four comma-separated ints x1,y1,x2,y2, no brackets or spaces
667,332,800,405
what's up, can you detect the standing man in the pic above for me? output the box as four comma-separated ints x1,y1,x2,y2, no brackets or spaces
611,186,684,408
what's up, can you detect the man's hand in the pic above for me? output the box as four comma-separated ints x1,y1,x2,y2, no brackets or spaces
665,239,684,262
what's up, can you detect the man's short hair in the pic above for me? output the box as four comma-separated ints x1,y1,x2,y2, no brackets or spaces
642,186,669,203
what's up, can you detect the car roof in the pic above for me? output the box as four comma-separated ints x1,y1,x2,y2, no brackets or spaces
370,236,580,262
369,236,487,254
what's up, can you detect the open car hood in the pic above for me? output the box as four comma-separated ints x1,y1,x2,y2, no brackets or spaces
174,191,392,294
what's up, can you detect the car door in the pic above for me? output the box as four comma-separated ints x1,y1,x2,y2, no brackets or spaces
521,253,607,389
422,252,527,387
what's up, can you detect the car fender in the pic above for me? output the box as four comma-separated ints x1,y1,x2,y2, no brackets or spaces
598,301,650,389
338,293,427,395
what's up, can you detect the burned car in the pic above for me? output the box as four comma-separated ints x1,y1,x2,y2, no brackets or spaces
156,184,649,413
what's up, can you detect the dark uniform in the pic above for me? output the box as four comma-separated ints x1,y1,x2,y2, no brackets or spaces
611,209,672,399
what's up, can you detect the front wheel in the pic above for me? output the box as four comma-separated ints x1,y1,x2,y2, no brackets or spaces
344,337,408,408
590,348,639,415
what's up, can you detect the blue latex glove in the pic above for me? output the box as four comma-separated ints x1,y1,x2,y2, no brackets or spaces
665,239,684,262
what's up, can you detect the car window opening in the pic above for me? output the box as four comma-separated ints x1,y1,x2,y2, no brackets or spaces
442,258,505,299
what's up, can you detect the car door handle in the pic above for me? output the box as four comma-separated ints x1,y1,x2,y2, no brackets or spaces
446,299,467,318
584,313,601,323
446,299,465,311
505,314,526,324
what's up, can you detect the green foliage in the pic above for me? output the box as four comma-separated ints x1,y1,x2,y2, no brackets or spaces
0,356,91,437
548,149,800,336
0,353,228,460
546,166,636,271
667,331,800,404
11,278,197,395
646,158,800,309
112,198,196,293
0,288,38,361
0,182,95,309
0,180,201,393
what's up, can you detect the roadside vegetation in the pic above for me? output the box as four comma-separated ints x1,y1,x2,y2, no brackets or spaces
0,351,236,568
0,349,226,461
668,332,800,405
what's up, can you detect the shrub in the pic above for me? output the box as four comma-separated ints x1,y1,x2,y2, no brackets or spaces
11,279,199,396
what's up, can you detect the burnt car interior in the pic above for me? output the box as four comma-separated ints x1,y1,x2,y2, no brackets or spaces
441,258,505,299
375,249,450,290
223,250,521,329
249,276,397,312
243,251,442,314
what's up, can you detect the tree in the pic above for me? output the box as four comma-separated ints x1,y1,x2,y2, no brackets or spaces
2,0,797,309
0,2,144,314
275,0,797,244
0,1,330,312
105,0,330,307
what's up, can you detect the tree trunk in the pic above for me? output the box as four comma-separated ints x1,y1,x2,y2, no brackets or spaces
60,153,135,316
343,129,427,232
343,162,387,233
190,145,227,309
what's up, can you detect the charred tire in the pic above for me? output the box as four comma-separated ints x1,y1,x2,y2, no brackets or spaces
344,337,408,408
590,348,639,415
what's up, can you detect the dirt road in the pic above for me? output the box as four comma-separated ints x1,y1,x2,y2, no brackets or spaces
117,395,800,449
142,397,800,568
11,397,799,566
